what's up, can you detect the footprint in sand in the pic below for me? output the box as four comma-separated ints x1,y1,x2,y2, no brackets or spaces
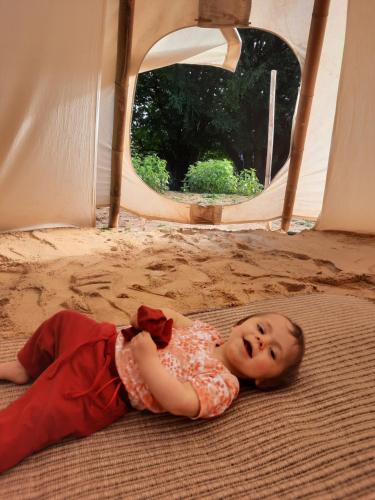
278,281,307,292
313,259,342,273
69,272,131,315
220,291,243,307
230,253,259,265
162,233,197,247
9,247,25,258
60,296,92,315
265,250,311,261
175,257,189,264
230,252,246,260
30,231,58,250
0,259,27,289
145,262,176,271
236,242,252,251
69,273,113,297
194,256,209,263
229,261,265,278
0,297,9,307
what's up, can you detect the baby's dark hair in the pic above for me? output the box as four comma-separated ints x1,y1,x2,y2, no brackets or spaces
235,312,305,390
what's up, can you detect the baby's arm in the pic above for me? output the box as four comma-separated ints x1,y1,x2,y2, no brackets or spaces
160,307,193,328
129,331,199,418
130,306,193,329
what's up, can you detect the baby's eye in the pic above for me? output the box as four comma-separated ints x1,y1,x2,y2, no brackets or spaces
270,349,276,360
257,324,265,335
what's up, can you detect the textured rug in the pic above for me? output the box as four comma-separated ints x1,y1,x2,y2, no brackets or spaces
0,294,374,499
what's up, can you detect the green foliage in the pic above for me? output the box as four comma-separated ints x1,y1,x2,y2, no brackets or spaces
132,154,170,193
183,160,237,194
236,168,263,196
183,159,263,197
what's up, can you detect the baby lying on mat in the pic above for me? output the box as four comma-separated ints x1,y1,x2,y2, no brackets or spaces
0,305,304,473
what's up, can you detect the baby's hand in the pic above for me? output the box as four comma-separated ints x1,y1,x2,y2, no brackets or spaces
129,331,157,361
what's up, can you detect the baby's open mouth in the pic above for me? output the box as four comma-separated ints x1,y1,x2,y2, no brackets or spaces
243,338,253,358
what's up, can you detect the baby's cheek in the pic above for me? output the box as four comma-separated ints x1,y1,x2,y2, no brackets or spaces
255,360,271,376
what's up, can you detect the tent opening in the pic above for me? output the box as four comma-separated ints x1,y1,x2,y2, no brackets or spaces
131,28,300,210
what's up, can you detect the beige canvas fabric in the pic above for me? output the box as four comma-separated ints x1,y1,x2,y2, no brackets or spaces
116,0,348,224
2,0,373,233
141,27,241,74
0,0,242,230
316,0,375,234
0,0,105,232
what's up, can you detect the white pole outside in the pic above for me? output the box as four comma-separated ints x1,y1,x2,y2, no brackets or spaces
265,69,277,188
264,69,277,230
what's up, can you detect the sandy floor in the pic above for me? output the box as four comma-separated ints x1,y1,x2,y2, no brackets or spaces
0,209,374,337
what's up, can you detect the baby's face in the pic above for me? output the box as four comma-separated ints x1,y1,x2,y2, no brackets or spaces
225,313,299,383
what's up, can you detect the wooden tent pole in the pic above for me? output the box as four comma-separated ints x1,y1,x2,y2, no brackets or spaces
109,0,134,228
281,0,330,232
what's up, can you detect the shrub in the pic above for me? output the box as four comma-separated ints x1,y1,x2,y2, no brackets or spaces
236,168,263,196
183,159,263,197
132,154,170,193
182,159,238,194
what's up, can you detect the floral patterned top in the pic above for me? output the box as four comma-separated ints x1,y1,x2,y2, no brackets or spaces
115,319,239,419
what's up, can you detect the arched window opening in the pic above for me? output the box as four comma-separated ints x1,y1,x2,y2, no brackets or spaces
131,28,300,207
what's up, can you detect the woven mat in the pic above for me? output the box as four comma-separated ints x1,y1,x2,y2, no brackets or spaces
1,294,374,499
